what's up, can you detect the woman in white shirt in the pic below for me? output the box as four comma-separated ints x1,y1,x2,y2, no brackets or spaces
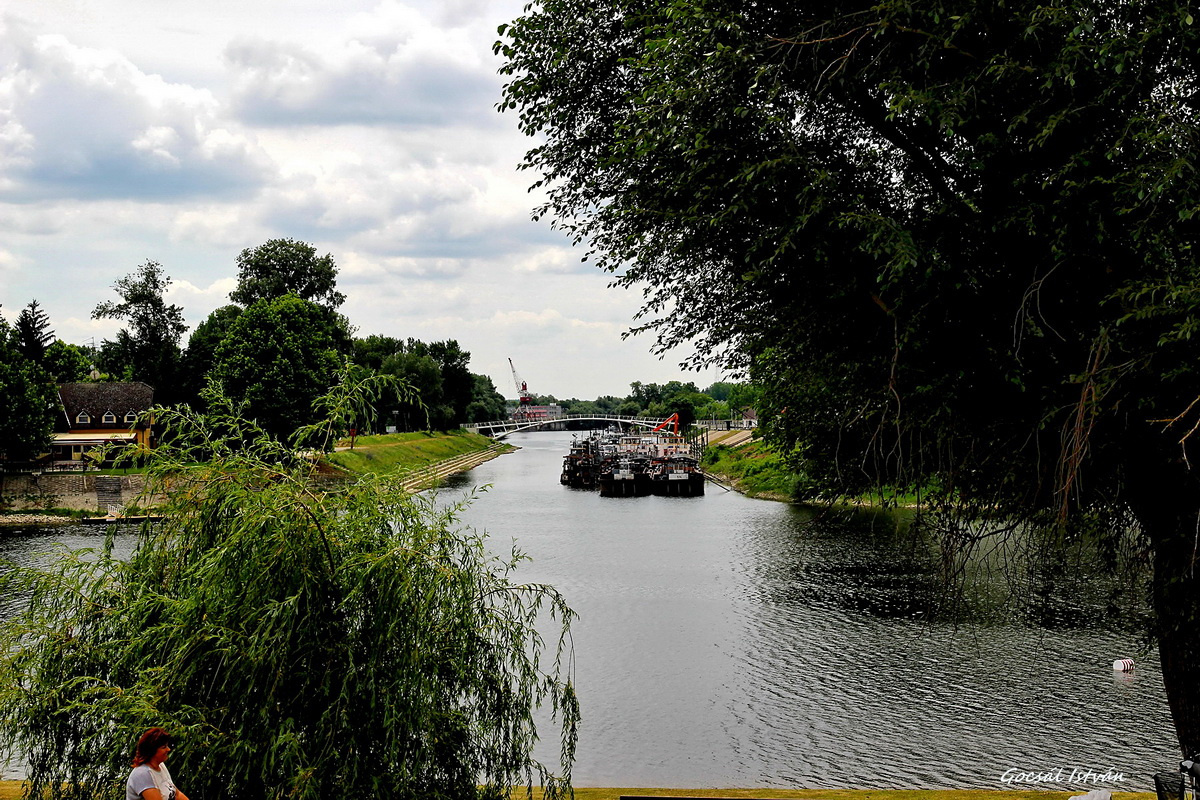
125,727,191,800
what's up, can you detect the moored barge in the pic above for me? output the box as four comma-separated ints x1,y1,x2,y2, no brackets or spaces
561,415,707,498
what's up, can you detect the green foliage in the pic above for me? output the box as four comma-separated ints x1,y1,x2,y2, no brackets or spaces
180,304,243,408
230,238,345,310
92,260,188,401
421,340,475,427
467,374,509,423
0,317,57,461
42,340,91,383
13,300,53,363
0,383,578,800
372,339,481,430
211,295,342,441
702,441,800,500
351,334,404,370
381,350,441,431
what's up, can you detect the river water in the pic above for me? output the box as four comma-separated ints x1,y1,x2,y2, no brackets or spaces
0,430,1181,790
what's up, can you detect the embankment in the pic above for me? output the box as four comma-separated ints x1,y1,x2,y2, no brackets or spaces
1,432,511,522
702,429,799,501
0,473,154,515
326,430,515,491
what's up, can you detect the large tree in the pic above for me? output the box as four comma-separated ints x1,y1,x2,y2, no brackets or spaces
381,350,443,432
499,0,1200,755
211,295,342,440
92,260,188,401
0,316,57,463
466,374,509,423
42,340,91,383
14,299,54,363
230,238,346,310
422,340,475,428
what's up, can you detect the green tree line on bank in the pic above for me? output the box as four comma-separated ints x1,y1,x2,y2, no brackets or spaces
3,240,761,462
1,239,512,455
535,379,760,428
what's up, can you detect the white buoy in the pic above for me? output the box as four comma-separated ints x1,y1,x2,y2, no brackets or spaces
1112,658,1135,672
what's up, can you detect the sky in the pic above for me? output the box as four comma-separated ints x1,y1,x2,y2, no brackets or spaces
0,0,721,401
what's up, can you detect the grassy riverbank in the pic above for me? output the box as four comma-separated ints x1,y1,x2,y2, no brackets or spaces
325,429,510,475
701,435,924,507
702,438,800,501
0,784,1156,800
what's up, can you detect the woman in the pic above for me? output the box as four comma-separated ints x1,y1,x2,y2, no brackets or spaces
125,727,191,800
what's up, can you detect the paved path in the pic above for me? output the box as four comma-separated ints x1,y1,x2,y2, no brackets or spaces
706,429,756,447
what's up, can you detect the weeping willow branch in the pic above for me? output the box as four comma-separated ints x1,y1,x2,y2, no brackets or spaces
0,378,577,800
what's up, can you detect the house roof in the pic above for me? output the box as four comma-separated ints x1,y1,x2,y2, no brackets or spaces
57,382,154,423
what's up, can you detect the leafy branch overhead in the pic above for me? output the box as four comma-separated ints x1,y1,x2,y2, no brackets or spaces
497,0,1200,756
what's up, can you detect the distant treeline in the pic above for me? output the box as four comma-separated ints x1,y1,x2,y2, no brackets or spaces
2,239,757,462
528,379,760,428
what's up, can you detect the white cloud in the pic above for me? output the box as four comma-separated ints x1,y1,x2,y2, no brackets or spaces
169,206,261,249
226,2,503,128
486,307,616,333
225,39,496,128
167,276,238,309
0,1,711,399
0,247,20,283
0,21,274,202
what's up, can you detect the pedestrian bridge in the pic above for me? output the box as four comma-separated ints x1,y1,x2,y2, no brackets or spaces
462,414,671,440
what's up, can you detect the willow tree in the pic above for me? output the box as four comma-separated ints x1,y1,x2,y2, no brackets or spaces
498,0,1200,756
0,374,578,800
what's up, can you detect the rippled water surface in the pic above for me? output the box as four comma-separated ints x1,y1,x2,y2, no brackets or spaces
0,431,1179,790
438,432,1177,790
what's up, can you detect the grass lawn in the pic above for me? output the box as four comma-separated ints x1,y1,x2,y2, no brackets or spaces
325,430,505,474
702,440,799,500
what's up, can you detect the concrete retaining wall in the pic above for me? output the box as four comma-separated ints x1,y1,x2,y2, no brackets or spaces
0,473,151,512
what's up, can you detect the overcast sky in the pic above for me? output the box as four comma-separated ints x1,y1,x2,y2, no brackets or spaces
0,0,720,401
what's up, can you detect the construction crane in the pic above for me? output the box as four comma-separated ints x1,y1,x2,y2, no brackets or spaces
508,358,534,405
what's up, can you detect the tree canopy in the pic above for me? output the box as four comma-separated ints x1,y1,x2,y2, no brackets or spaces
499,0,1200,755
14,299,54,363
180,304,244,407
230,238,346,310
0,316,57,462
42,339,91,383
92,260,188,400
211,295,342,442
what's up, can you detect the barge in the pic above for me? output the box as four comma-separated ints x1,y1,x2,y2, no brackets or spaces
561,415,706,497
